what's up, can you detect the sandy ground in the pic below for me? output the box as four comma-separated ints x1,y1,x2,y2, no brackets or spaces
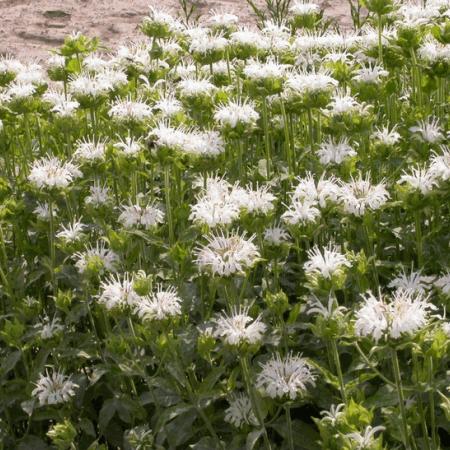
0,0,351,61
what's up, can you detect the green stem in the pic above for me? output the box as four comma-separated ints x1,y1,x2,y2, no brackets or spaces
285,404,294,450
391,348,412,450
164,165,174,246
415,210,424,268
241,354,272,450
377,14,383,63
48,200,57,294
330,338,347,404
428,356,438,450
262,96,271,180
412,353,431,450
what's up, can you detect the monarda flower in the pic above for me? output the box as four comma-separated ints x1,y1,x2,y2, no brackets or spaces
194,230,260,276
134,285,182,321
304,244,351,286
213,306,267,346
354,290,437,342
28,155,81,190
256,352,316,400
338,174,389,216
98,273,140,310
317,136,357,165
224,393,258,428
32,370,78,406
118,201,165,230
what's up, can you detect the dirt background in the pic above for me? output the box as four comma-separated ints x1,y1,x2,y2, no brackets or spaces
0,0,351,60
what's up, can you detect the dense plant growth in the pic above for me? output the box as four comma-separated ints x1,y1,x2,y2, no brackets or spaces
0,0,449,448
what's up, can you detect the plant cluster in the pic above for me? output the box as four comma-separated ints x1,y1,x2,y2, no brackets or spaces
0,1,449,449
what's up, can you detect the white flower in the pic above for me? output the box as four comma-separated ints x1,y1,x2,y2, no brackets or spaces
283,69,338,99
282,199,321,225
352,64,389,84
28,156,81,190
7,82,36,99
15,63,46,85
243,58,287,81
237,184,276,215
98,273,140,310
292,173,340,208
409,117,444,144
135,285,182,321
73,242,119,274
325,90,371,116
190,179,240,228
56,219,86,243
398,165,438,195
264,224,290,245
32,370,78,406
85,182,110,207
73,138,107,163
142,6,181,34
388,269,435,295
338,174,389,216
417,36,450,64
114,135,143,157
256,352,316,400
96,68,128,91
371,125,401,146
214,98,259,129
118,201,165,230
33,202,58,221
354,290,436,342
83,53,110,72
153,95,183,118
435,272,450,295
51,99,80,117
307,295,348,319
289,0,321,16
317,137,357,165
224,393,258,428
346,425,385,449
177,76,216,98
304,244,351,280
69,72,109,98
183,130,225,157
208,10,239,28
430,146,450,181
320,403,345,426
190,32,228,56
37,316,64,340
213,306,266,346
230,29,268,51
195,230,260,276
108,96,152,122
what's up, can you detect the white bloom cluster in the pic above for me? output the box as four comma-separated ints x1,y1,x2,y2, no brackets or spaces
224,393,258,428
213,306,266,346
28,156,81,190
355,290,436,342
73,242,119,274
304,244,351,280
98,273,140,310
118,201,165,230
32,370,78,406
256,352,316,400
135,285,182,321
195,230,260,276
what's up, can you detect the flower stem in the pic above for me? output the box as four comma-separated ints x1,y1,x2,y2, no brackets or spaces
262,96,271,180
164,164,174,246
48,200,57,293
428,356,438,450
391,348,412,450
285,404,294,450
241,354,272,450
330,338,347,404
415,210,424,268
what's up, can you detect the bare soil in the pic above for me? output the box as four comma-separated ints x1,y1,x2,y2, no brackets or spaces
0,0,351,60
